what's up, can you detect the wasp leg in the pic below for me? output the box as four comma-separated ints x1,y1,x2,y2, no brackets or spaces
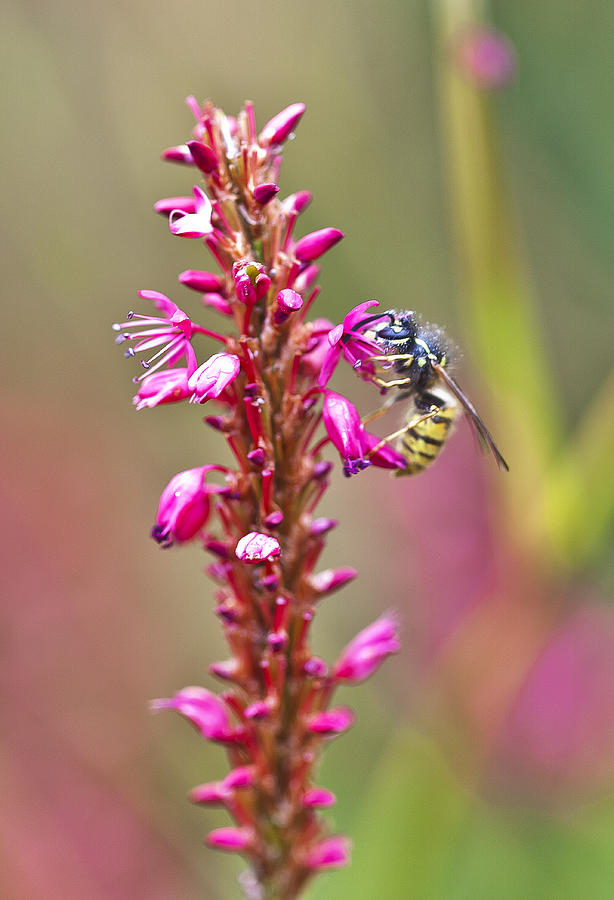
361,394,398,426
361,390,412,426
370,375,414,389
359,354,415,364
366,408,441,457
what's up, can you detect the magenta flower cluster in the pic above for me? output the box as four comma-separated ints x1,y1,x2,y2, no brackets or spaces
115,97,399,898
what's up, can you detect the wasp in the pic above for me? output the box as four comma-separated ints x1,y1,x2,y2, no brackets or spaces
353,310,508,476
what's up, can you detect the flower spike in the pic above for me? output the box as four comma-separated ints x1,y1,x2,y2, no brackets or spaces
116,98,402,897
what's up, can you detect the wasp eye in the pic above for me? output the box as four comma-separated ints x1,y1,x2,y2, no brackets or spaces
377,323,412,340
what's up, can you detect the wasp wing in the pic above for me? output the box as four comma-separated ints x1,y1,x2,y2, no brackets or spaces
432,363,509,472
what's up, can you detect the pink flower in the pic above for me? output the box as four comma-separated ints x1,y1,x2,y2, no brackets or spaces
274,288,303,325
113,290,198,379
322,391,370,476
318,300,385,388
188,353,241,403
294,227,344,262
236,532,281,563
333,614,400,684
308,707,355,734
233,261,271,305
308,567,357,597
259,102,306,147
303,788,336,808
322,390,406,475
151,465,227,546
362,430,407,471
169,185,213,238
133,367,192,411
304,836,351,870
206,827,253,852
151,686,234,741
300,318,334,376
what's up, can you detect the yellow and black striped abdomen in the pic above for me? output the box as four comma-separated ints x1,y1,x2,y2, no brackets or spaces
394,404,458,476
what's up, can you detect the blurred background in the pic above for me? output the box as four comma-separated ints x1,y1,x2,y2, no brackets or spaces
3,0,614,896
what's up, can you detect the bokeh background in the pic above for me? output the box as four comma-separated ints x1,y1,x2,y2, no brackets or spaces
4,0,614,897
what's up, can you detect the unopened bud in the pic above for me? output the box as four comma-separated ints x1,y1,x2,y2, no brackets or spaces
303,788,336,808
187,140,218,174
294,228,344,262
206,827,252,852
253,182,280,205
259,102,306,147
189,782,228,804
178,269,225,293
304,835,351,870
282,191,312,215
161,144,194,165
308,707,355,735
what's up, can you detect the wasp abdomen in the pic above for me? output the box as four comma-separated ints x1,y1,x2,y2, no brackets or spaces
394,404,458,477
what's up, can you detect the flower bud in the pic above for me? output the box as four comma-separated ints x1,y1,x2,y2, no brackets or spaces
333,614,400,684
236,532,281,563
294,227,344,262
263,511,284,528
304,836,351,870
161,144,194,165
255,272,271,299
202,293,233,316
247,447,266,466
151,466,221,546
233,261,270,305
206,827,252,851
208,659,239,681
308,707,355,734
151,686,234,741
178,269,225,293
186,139,218,173
309,517,338,537
253,182,280,205
188,353,241,403
303,656,327,677
223,766,254,789
189,782,228,804
259,102,306,147
282,191,312,215
274,289,303,325
303,788,336,808
308,567,357,597
293,264,319,294
244,701,271,720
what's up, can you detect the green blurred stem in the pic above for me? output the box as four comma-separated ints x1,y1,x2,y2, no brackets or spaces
433,0,562,559
544,366,614,568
